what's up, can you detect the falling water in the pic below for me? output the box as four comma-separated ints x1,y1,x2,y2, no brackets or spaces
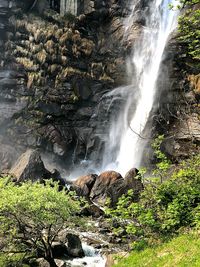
101,0,179,175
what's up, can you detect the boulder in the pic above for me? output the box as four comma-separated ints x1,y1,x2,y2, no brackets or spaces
36,258,50,267
90,171,125,206
37,258,67,267
73,174,97,197
52,242,68,258
66,233,85,258
124,168,142,189
80,203,104,217
55,259,67,267
9,149,63,184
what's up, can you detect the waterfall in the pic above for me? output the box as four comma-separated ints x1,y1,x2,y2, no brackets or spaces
101,0,179,175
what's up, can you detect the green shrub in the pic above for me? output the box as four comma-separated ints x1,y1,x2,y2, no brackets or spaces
106,140,200,247
0,178,83,266
178,9,200,60
170,0,200,60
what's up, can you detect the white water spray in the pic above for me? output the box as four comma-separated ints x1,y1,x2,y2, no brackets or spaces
101,0,179,175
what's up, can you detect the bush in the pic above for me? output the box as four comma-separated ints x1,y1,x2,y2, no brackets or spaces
0,178,83,267
178,8,200,60
106,145,200,247
171,0,200,60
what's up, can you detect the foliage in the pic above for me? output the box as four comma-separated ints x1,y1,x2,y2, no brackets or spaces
151,135,171,182
173,0,200,60
0,178,82,267
114,231,200,267
178,9,200,60
105,136,200,248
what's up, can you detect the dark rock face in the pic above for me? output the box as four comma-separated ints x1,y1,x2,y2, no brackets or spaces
66,233,85,258
154,34,200,162
0,0,131,173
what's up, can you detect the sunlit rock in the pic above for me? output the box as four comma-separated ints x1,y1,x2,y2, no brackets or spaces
9,149,52,182
90,171,124,206
9,149,64,186
73,174,97,197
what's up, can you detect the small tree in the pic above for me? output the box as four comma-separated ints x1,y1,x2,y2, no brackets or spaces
0,178,82,267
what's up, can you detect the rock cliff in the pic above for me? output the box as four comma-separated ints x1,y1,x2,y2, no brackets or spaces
0,0,129,172
0,0,199,174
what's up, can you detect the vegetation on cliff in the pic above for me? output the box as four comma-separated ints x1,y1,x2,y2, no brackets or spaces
176,0,200,61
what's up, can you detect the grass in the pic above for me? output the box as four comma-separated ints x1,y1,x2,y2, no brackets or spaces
114,231,200,267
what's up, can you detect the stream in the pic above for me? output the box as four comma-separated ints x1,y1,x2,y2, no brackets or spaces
65,244,106,267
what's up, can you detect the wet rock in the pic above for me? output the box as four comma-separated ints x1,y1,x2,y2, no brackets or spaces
37,258,67,267
173,114,200,142
90,171,124,206
75,107,93,119
66,233,85,258
163,136,200,161
9,149,62,183
73,174,97,197
52,242,68,258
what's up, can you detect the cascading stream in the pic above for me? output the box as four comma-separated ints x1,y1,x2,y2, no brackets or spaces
101,0,179,175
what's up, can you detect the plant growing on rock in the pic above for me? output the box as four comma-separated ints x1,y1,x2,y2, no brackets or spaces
106,141,200,249
151,135,171,182
0,178,83,267
170,0,200,60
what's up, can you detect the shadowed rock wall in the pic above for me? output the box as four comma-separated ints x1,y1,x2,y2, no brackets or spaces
0,0,130,172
